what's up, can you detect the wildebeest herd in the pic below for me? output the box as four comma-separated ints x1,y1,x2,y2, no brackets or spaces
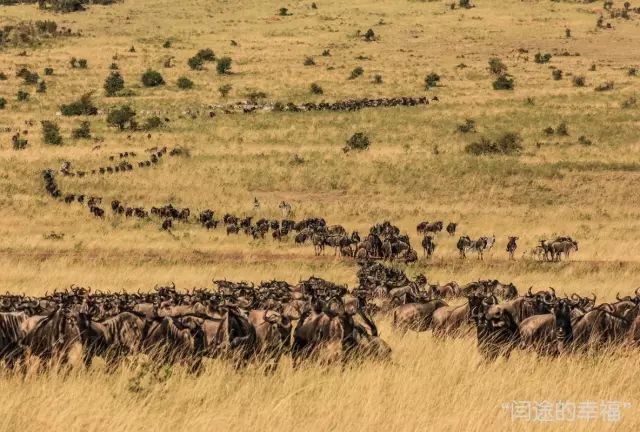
2,261,638,373
43,162,579,262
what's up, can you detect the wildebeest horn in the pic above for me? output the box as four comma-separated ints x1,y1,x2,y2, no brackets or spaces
635,287,640,297
527,287,533,297
616,292,623,301
549,287,556,297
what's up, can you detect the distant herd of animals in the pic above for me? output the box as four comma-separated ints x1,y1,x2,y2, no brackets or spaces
1,260,638,373
42,151,578,263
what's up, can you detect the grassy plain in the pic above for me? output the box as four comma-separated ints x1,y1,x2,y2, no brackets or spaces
1,0,640,430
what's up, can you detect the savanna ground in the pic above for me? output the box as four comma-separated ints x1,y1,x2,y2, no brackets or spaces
1,0,640,430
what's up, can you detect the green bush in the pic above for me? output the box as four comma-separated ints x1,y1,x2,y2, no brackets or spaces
278,7,290,16
107,105,136,130
12,134,28,150
534,52,552,64
321,49,331,56
195,48,215,61
348,66,364,80
0,97,6,109
488,58,507,75
17,68,39,85
44,67,54,76
36,81,47,93
77,58,87,69
465,132,522,155
363,28,375,41
41,120,63,145
0,72,7,80
552,69,563,80
373,74,383,84
72,121,91,139
573,75,586,87
218,83,232,97
425,72,440,89
143,116,163,130
16,90,29,101
457,119,476,133
556,122,569,136
493,74,514,90
216,57,232,74
578,135,593,146
141,69,164,87
304,56,315,66
110,63,119,70
60,93,98,116
187,56,204,70
163,40,172,48
104,71,125,96
343,132,370,152
177,76,194,89
628,67,637,77
310,82,323,94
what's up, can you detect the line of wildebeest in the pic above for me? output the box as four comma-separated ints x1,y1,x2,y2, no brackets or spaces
43,164,578,262
1,260,638,373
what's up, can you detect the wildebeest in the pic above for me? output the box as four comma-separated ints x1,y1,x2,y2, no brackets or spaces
446,222,457,236
506,236,518,260
421,235,436,258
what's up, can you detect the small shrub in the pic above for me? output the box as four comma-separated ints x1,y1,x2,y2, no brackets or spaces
143,116,163,130
188,56,204,70
70,57,77,68
141,69,165,87
488,57,507,75
343,132,370,152
278,7,290,16
552,69,563,80
72,121,91,139
534,52,552,64
457,119,476,133
77,58,88,69
621,96,637,109
110,63,119,70
216,57,232,74
348,66,364,80
0,97,6,109
17,90,29,101
196,48,215,62
425,72,440,89
177,76,194,89
304,56,315,66
373,74,383,84
12,134,28,150
493,74,514,90
0,72,7,80
465,132,522,155
543,126,555,136
246,90,268,103
60,93,98,116
18,69,39,85
163,40,172,48
578,135,593,146
310,82,323,94
41,121,63,145
595,81,614,91
36,81,47,93
321,49,331,56
363,28,375,41
629,68,638,77
44,67,54,76
104,71,125,96
556,122,569,136
589,64,596,71
573,75,586,87
107,105,136,130
129,46,136,53
459,0,472,8
566,28,571,38
218,84,232,97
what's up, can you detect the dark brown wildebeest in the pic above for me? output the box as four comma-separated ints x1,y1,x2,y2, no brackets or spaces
421,235,435,258
432,293,484,338
506,236,518,260
446,222,457,236
226,224,240,235
391,298,448,332
248,309,291,368
0,311,29,366
21,307,83,367
472,296,520,361
549,239,578,261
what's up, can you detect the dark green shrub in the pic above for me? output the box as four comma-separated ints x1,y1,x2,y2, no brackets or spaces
218,83,232,97
322,49,331,56
17,90,29,101
177,76,194,89
107,105,136,130
457,119,476,133
41,120,63,145
363,28,375,41
36,81,47,93
589,64,596,71
343,132,370,152
188,56,204,70
578,135,592,146
110,63,119,70
216,57,232,74
12,133,28,150
465,132,523,155
552,69,563,80
310,82,323,94
556,122,569,136
77,58,87,69
0,72,7,80
278,7,290,16
459,0,472,8
493,74,514,90
72,121,91,139
141,69,164,87
163,40,172,48
60,93,98,116
565,28,571,38
196,48,215,61
373,74,383,84
348,66,364,80
534,52,552,64
44,67,54,76
0,97,6,109
304,56,315,66
17,68,39,85
104,71,125,96
488,58,507,75
544,126,555,136
70,57,77,68
425,72,440,89
628,67,637,77
573,75,586,87
143,116,163,130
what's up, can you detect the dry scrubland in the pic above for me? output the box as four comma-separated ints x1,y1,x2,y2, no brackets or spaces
1,0,640,430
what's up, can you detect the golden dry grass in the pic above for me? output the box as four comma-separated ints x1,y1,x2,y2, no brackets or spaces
1,0,640,430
